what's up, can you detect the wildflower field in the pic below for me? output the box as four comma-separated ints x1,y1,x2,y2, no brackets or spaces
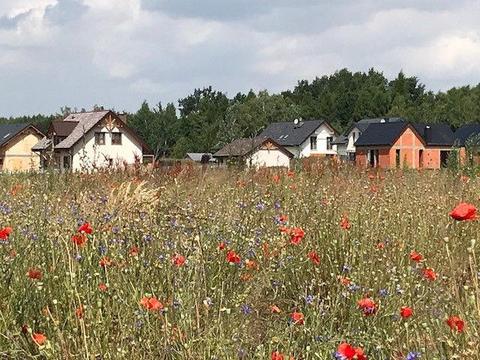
0,165,479,359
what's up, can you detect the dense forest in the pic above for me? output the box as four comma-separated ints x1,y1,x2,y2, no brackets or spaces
3,68,480,158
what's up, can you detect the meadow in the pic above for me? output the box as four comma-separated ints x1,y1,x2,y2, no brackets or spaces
0,163,479,359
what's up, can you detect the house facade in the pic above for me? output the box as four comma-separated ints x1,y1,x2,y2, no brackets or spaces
214,137,293,168
33,111,152,171
259,119,338,158
355,122,454,169
0,124,44,172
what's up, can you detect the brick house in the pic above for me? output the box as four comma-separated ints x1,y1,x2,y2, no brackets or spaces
355,122,454,169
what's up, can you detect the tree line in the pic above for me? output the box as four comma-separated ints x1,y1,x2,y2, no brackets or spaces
3,68,480,158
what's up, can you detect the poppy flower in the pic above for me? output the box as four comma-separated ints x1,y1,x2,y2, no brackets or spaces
278,214,288,224
289,227,305,245
272,175,281,183
449,203,477,221
287,170,295,178
98,283,108,292
0,226,12,240
400,306,413,319
410,251,423,262
140,296,163,311
335,342,366,360
376,242,385,249
339,276,351,286
270,305,281,314
27,268,42,280
446,316,465,332
32,332,47,346
290,311,304,325
99,256,112,268
75,305,84,319
357,297,377,316
129,246,140,257
245,259,258,270
71,234,87,247
218,242,226,250
340,215,351,230
226,250,241,264
308,251,320,265
422,267,437,281
271,351,284,360
172,254,186,267
78,222,93,234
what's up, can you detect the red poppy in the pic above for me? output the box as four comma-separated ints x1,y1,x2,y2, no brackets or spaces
271,351,284,360
278,214,288,223
290,311,304,325
423,267,437,281
410,251,423,262
400,306,413,319
376,242,385,249
226,250,241,264
340,215,351,230
245,259,258,270
32,332,47,346
99,256,112,268
0,226,12,240
287,170,295,178
172,254,186,267
446,316,465,332
357,297,377,316
129,246,140,257
98,283,108,292
270,305,281,314
336,343,366,360
449,203,478,221
308,251,320,265
272,175,281,183
78,222,93,234
75,305,84,319
140,296,163,311
71,234,87,247
218,242,226,250
339,276,351,286
289,227,305,245
27,268,42,280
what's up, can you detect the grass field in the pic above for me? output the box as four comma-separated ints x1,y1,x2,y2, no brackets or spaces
0,164,479,359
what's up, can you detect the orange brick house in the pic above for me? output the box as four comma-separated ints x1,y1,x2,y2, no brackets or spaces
355,122,454,169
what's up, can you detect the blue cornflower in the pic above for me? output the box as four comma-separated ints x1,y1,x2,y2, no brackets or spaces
406,351,421,360
241,304,252,315
98,245,107,256
379,288,389,297
305,294,314,305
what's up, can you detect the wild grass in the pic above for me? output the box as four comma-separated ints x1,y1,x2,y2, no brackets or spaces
0,164,478,359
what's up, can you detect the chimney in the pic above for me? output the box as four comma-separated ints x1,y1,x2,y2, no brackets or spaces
118,112,128,123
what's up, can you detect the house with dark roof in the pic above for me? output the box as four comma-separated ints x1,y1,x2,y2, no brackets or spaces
258,119,339,158
213,137,293,168
335,117,405,160
355,121,455,169
0,123,44,172
454,123,480,165
33,110,152,171
185,153,215,163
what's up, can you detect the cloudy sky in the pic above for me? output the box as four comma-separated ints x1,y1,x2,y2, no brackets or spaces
1,0,480,116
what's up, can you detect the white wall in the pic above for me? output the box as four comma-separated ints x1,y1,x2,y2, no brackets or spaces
298,123,337,157
346,127,361,153
60,125,143,171
247,148,291,168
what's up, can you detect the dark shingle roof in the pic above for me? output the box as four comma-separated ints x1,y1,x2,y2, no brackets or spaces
259,120,334,146
454,123,480,146
214,137,293,158
332,135,348,145
0,123,36,148
354,122,409,146
51,120,78,137
412,123,454,146
347,117,406,134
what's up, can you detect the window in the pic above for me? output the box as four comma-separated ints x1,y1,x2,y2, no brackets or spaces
63,156,71,169
95,132,105,145
112,132,122,145
353,132,356,143
310,136,317,150
396,149,401,168
0,158,3,171
327,137,333,150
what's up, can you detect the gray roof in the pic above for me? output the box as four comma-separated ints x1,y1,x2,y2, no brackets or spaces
185,153,214,162
32,137,52,151
259,120,335,146
214,137,293,158
348,117,406,134
0,123,42,148
454,123,480,146
355,122,409,146
55,111,110,149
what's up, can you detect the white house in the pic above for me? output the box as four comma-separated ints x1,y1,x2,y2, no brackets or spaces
258,119,339,158
32,110,153,171
213,137,293,168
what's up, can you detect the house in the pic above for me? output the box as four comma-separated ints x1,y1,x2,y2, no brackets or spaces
258,119,338,158
32,110,153,171
185,153,215,163
453,123,480,165
355,122,455,169
335,117,405,161
0,123,45,172
213,137,293,168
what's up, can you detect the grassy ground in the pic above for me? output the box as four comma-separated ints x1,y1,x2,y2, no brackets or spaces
0,164,478,359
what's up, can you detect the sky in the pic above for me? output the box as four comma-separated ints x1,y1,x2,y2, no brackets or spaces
1,0,480,117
